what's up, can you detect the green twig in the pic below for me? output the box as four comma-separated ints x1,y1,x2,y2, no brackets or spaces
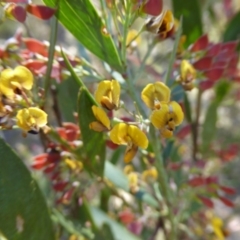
121,1,132,63
164,17,183,86
43,16,58,108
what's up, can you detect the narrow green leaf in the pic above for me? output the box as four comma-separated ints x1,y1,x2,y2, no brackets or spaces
78,88,106,176
90,207,141,240
43,0,123,72
223,11,240,42
172,0,202,46
0,138,54,240
215,80,231,103
135,190,159,208
51,209,94,239
56,77,79,122
104,161,129,191
183,93,192,122
201,101,219,153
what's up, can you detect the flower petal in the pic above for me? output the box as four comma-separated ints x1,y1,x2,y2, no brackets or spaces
92,105,110,130
16,107,47,132
127,125,148,149
150,103,169,129
141,82,170,109
180,60,196,82
28,107,48,127
111,80,120,108
94,80,111,105
0,68,15,97
124,144,138,163
110,123,128,145
169,101,184,126
14,66,33,90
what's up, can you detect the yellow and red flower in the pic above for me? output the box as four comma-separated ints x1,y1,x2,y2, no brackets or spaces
150,101,184,138
95,80,120,110
110,123,148,163
0,66,33,98
179,60,196,90
141,82,170,109
16,107,47,133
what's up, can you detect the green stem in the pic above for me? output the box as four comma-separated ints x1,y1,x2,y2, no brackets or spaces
121,1,132,63
149,126,176,240
61,49,96,105
43,15,58,108
164,17,182,86
191,89,202,161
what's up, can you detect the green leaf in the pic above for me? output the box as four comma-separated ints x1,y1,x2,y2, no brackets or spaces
78,88,106,176
183,93,192,122
215,80,231,103
52,209,94,239
90,207,141,240
201,101,219,153
135,190,159,208
104,161,129,191
56,77,79,121
0,138,54,240
172,0,202,46
43,0,123,72
223,11,240,42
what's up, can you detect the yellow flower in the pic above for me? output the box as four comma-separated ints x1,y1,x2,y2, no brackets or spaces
211,217,225,240
89,106,111,132
150,101,184,138
179,60,196,91
128,172,138,192
146,10,175,38
124,165,134,175
110,123,148,163
141,82,170,109
16,107,47,132
142,167,158,182
0,66,33,98
65,158,83,172
95,80,120,110
126,29,141,49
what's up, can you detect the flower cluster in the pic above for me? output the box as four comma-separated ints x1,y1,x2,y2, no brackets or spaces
0,66,47,134
124,164,158,193
32,122,84,204
141,82,184,138
90,80,149,163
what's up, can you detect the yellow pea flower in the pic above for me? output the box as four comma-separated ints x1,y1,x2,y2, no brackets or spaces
141,82,170,109
128,172,139,192
0,66,33,98
146,10,175,38
16,107,47,133
89,105,111,132
95,80,120,110
179,60,196,91
65,158,83,172
211,217,225,240
110,123,148,163
124,164,134,175
142,167,158,182
150,101,184,138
